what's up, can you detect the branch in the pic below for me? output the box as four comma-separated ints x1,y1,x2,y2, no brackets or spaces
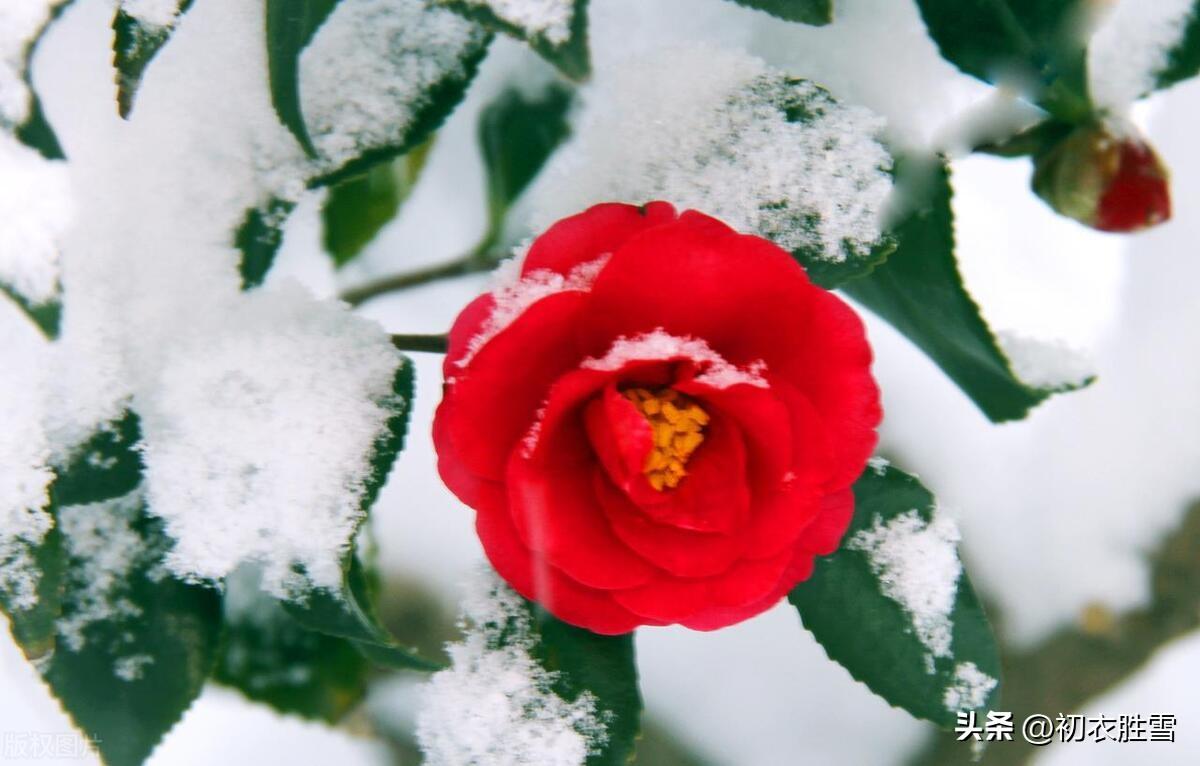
391,334,449,354
340,255,494,307
909,500,1200,766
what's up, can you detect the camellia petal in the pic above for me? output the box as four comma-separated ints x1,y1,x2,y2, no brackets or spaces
521,201,679,277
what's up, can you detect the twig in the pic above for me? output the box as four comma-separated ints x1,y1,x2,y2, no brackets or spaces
391,334,449,354
340,255,493,307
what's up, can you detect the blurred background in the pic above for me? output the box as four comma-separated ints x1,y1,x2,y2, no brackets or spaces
3,0,1200,763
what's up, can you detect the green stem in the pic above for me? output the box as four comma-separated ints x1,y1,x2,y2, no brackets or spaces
339,233,502,307
391,334,449,354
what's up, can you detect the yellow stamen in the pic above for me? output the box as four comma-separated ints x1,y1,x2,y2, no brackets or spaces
622,387,709,490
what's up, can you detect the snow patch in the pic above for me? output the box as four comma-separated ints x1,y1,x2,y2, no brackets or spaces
0,0,55,127
457,0,575,45
0,132,72,305
1088,0,1196,110
867,456,890,476
300,0,487,172
531,43,893,263
997,331,1095,391
417,569,609,766
848,508,962,663
119,0,184,29
942,661,997,713
114,653,155,681
582,328,768,389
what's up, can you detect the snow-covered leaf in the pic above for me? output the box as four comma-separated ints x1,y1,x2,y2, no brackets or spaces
727,0,832,26
417,573,640,766
842,156,1091,422
301,0,492,187
914,0,1092,120
789,461,1002,729
441,0,590,80
2,1,73,159
1152,2,1200,93
112,0,194,119
51,411,143,508
41,493,221,766
479,83,572,247
0,282,60,338
322,139,433,268
265,0,342,157
235,197,296,290
214,567,369,723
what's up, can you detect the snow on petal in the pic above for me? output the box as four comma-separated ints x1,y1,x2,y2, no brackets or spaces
582,328,768,389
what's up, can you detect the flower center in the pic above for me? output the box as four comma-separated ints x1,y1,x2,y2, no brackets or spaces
622,387,710,491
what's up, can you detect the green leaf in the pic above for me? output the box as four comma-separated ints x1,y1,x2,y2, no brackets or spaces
214,569,369,723
6,1,75,159
265,0,342,158
322,139,433,268
112,0,194,119
842,156,1089,422
1153,3,1200,93
478,83,573,242
282,356,439,671
1,282,61,339
789,462,1002,728
52,411,143,508
529,607,641,766
726,0,833,25
1,518,65,663
43,495,221,766
235,197,296,290
914,0,1093,120
441,0,591,80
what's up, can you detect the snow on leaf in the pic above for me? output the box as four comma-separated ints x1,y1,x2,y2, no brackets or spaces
0,126,71,309
417,570,610,766
996,331,1096,392
530,43,893,281
942,661,998,713
1088,0,1197,108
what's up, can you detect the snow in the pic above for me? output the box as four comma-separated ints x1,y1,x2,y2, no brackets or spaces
416,569,609,766
55,491,146,652
942,661,997,713
300,0,487,172
529,43,893,264
119,0,184,29
581,329,768,389
458,253,607,367
114,652,155,681
848,508,962,663
867,456,890,476
0,0,56,127
139,284,403,597
0,131,72,305
457,0,575,45
997,331,1095,391
1088,0,1196,110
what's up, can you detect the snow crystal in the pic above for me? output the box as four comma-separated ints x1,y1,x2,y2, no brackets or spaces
459,255,608,368
530,44,893,263
942,661,997,713
0,132,72,304
848,508,962,663
0,0,55,127
417,570,609,766
119,0,184,29
457,0,574,45
56,492,146,652
581,328,768,389
997,331,1095,391
138,284,403,597
113,653,155,681
1088,0,1196,110
300,0,486,172
0,320,52,612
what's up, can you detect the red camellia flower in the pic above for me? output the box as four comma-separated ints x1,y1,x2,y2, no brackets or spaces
433,202,881,634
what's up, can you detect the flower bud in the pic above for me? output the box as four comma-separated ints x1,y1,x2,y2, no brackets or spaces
1032,124,1171,233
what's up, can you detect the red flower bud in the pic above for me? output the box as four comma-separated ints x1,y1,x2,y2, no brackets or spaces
1032,124,1171,233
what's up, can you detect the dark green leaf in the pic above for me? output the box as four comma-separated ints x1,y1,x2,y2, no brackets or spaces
914,0,1093,120
441,0,590,80
6,1,75,159
1153,3,1200,93
478,83,573,240
215,569,368,723
235,197,296,290
842,156,1090,422
265,0,342,157
51,411,143,508
112,0,194,119
1,282,61,339
322,140,433,268
789,462,1002,728
1,517,65,663
530,607,641,766
43,496,221,766
727,0,832,25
